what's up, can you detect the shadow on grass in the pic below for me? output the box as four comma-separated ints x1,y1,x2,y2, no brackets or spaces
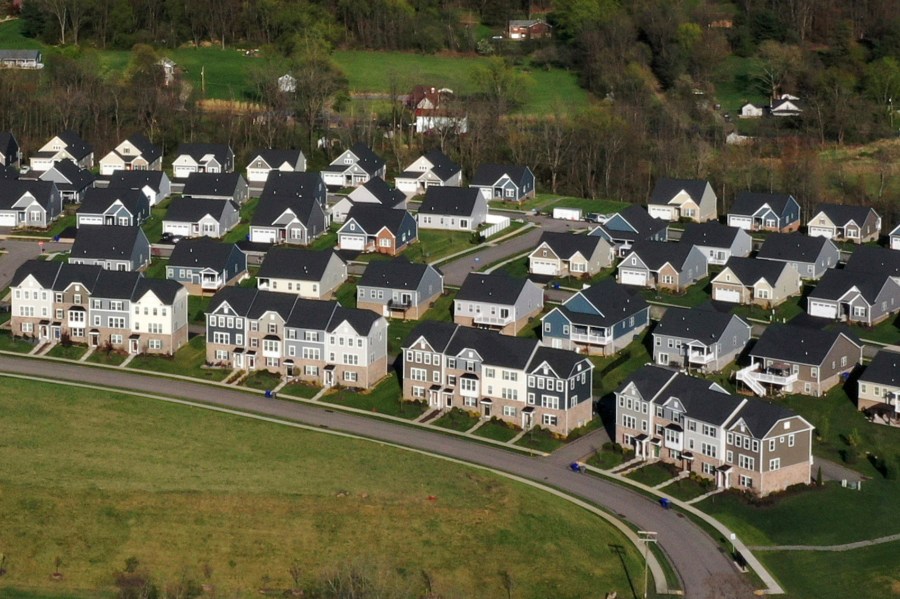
608,543,639,599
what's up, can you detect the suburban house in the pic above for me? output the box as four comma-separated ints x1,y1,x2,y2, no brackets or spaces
331,177,407,223
260,171,327,207
205,287,389,389
36,159,95,203
770,97,802,116
0,131,22,167
406,86,469,134
10,260,189,355
162,198,240,240
469,164,536,203
337,204,418,255
890,224,900,250
0,49,43,69
76,188,149,228
0,180,62,229
394,149,463,196
710,257,802,306
540,279,649,355
453,272,544,335
249,174,329,245
166,238,247,295
29,131,94,171
740,103,764,118
678,222,752,265
321,143,386,188
618,240,708,292
528,231,615,277
727,192,801,233
507,19,552,39
806,268,900,325
245,149,307,187
857,350,900,423
182,172,249,205
588,205,669,256
107,170,171,206
735,324,862,397
69,226,151,272
402,321,594,436
171,143,235,179
416,186,488,231
756,233,840,280
256,248,347,300
843,245,900,283
357,258,444,319
652,306,752,372
98,134,163,175
615,365,814,496
647,178,718,222
806,204,881,244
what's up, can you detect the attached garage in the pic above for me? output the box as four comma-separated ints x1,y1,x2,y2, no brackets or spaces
340,234,366,251
648,206,674,221
0,213,18,227
619,269,648,287
807,226,834,239
163,222,191,236
713,287,742,303
809,300,838,319
250,228,278,244
728,215,753,230
530,259,559,276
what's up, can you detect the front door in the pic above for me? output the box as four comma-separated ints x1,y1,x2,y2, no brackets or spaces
129,338,139,354
324,368,334,387
247,355,256,370
39,324,49,340
522,412,533,430
89,332,99,347
286,363,294,377
483,403,492,418
716,469,731,489
234,353,244,369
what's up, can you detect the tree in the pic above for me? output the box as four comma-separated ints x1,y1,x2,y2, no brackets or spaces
754,41,803,99
68,0,93,45
34,0,68,44
291,55,348,152
471,57,531,123
865,57,900,123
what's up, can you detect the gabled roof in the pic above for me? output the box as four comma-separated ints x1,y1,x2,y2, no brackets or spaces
406,149,461,181
455,272,534,305
730,192,795,216
598,204,668,240
54,130,92,160
757,233,835,263
860,350,900,387
133,276,184,304
175,143,231,164
0,179,57,210
404,320,458,352
807,269,895,303
209,286,258,316
327,143,384,176
654,305,746,342
327,304,382,335
750,324,860,365
718,256,791,287
418,186,482,217
0,49,41,60
812,203,877,227
352,177,405,207
251,194,321,227
843,245,900,278
614,364,679,401
359,257,438,290
79,188,147,216
259,171,324,202
529,346,590,378
257,247,342,281
182,172,244,198
0,131,18,158
118,133,161,163
560,278,648,327
247,289,301,320
43,159,95,189
91,269,142,299
107,169,167,192
70,226,146,260
250,149,304,169
445,325,538,369
286,298,339,330
679,222,744,248
649,178,709,205
535,231,606,260
53,262,103,292
343,204,411,235
169,237,244,270
164,197,236,222
470,164,531,186
726,397,800,438
890,224,900,237
627,240,696,270
10,259,64,288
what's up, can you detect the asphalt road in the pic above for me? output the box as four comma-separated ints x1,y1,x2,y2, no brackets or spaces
0,355,755,599
0,238,70,290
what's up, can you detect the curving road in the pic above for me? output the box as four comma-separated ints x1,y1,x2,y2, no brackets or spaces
0,355,756,598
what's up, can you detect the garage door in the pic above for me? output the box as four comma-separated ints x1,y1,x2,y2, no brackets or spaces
531,259,559,276
250,229,277,244
807,226,833,239
809,300,838,319
619,269,648,286
648,206,673,221
164,223,190,236
0,213,17,227
341,235,366,251
728,216,753,230
713,287,742,303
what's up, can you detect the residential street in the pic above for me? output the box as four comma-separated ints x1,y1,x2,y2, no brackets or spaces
0,238,70,290
0,355,756,599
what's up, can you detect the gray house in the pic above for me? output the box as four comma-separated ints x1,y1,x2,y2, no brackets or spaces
453,272,543,335
69,225,151,271
76,188,149,228
257,248,347,299
107,170,171,206
357,258,444,319
618,240,708,292
162,198,240,239
0,179,62,228
807,204,881,244
250,195,328,246
167,237,247,295
469,164,536,202
529,231,615,277
807,268,900,325
710,257,802,307
589,205,669,256
337,204,418,256
756,233,840,280
37,159,95,203
679,222,752,266
857,350,900,422
727,192,801,233
171,143,235,180
416,186,488,232
652,306,751,372
182,172,249,205
321,143,386,188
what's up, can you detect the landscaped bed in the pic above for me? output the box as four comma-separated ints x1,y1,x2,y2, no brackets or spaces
242,370,282,392
625,461,681,487
431,408,480,432
662,475,714,502
128,336,229,382
472,418,521,443
587,443,635,470
515,427,565,453
85,348,128,366
45,343,88,361
0,331,39,354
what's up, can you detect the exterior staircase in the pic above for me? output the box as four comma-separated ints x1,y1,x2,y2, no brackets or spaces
735,364,766,396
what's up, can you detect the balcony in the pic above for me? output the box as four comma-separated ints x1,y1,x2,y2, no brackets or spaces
388,298,413,312
752,370,799,386
571,331,611,346
474,313,513,326
201,276,222,290
688,350,715,364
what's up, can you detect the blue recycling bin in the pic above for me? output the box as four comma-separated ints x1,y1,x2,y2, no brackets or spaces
265,390,273,399
569,462,581,473
553,283,561,290
53,235,60,242
659,498,671,509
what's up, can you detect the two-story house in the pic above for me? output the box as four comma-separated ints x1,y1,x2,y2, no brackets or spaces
162,198,240,239
182,172,249,205
249,172,329,245
98,134,163,175
453,272,543,335
69,225,151,271
528,232,615,277
394,149,463,196
76,188,149,229
402,321,594,435
245,149,307,188
321,143,386,188
171,143,235,180
29,130,94,171
357,258,444,319
469,164,536,203
710,257,802,306
256,248,347,300
727,192,801,233
678,222,752,266
618,240,708,292
166,238,247,295
0,179,62,229
756,233,840,280
588,205,669,256
806,268,900,325
337,204,418,255
806,204,881,244
652,306,751,372
416,186,488,232
647,178,718,222
857,350,900,422
540,279,649,355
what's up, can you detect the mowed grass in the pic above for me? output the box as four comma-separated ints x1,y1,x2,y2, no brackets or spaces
0,376,646,598
128,334,228,381
491,194,628,215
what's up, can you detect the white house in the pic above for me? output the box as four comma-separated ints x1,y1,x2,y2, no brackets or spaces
245,149,306,186
98,134,163,176
740,103,764,118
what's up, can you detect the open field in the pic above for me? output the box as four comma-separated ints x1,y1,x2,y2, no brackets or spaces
0,376,647,597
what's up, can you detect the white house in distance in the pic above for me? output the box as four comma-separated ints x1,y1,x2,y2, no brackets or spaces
740,103,764,118
278,73,296,93
321,143,386,188
98,134,163,176
29,131,94,171
245,149,307,187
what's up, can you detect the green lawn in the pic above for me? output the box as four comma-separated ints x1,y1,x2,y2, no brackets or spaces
515,427,564,453
143,258,168,279
0,376,646,598
84,348,128,366
241,369,282,392
661,475,714,502
127,335,228,381
827,314,900,346
46,212,77,239
140,201,170,243
387,291,455,356
335,279,358,308
640,278,712,308
222,198,258,244
309,227,339,251
432,407,480,432
587,443,635,471
188,295,212,324
45,343,88,360
281,380,322,399
730,294,805,323
412,229,478,264
490,195,627,215
322,373,428,419
625,461,680,487
472,418,521,442
712,55,768,115
0,19,43,48
0,330,39,354
589,332,653,398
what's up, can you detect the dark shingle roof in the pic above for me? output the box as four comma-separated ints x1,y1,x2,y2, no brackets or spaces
259,171,325,203
808,269,895,303
814,203,877,227
649,177,708,204
860,350,900,387
404,320,458,352
537,231,606,260
45,159,95,190
0,179,57,210
529,346,590,378
70,226,145,260
680,222,743,248
601,204,668,240
471,164,530,186
628,240,696,270
285,298,338,329
169,237,244,270
176,143,231,164
327,143,384,176
107,170,166,193
359,258,436,290
455,272,534,305
257,248,341,281
418,186,481,217
421,149,460,180
844,245,900,278
661,374,744,426
182,172,243,198
52,262,103,292
0,131,18,159
721,256,791,286
79,188,146,216
565,279,648,327
614,364,680,401
55,130,92,160
757,233,834,263
133,277,183,304
247,289,300,320
344,204,411,235
751,324,860,365
251,149,303,169
353,177,405,207
655,306,745,342
209,286,257,315
730,192,794,216
10,259,63,288
729,398,800,438
251,194,321,227
164,197,235,222
445,325,538,369
327,304,382,335
120,133,161,163
92,269,142,299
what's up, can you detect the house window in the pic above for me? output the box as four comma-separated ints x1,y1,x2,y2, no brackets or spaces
503,406,516,417
853,306,866,317
343,371,358,382
739,475,753,488
769,458,781,471
542,414,558,427
788,434,795,447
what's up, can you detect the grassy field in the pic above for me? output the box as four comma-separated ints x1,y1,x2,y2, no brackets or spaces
412,229,478,264
712,55,768,115
490,194,628,215
0,376,647,598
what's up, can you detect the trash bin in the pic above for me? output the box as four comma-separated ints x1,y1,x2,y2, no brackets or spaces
659,498,671,509
552,283,561,290
53,235,60,242
265,390,273,399
569,462,581,473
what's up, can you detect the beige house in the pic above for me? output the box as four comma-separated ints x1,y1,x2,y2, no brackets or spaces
528,231,614,278
857,350,900,423
453,272,544,335
711,257,802,307
806,204,881,244
256,248,347,300
647,178,718,223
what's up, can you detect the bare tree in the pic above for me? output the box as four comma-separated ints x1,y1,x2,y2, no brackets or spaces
35,0,68,44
